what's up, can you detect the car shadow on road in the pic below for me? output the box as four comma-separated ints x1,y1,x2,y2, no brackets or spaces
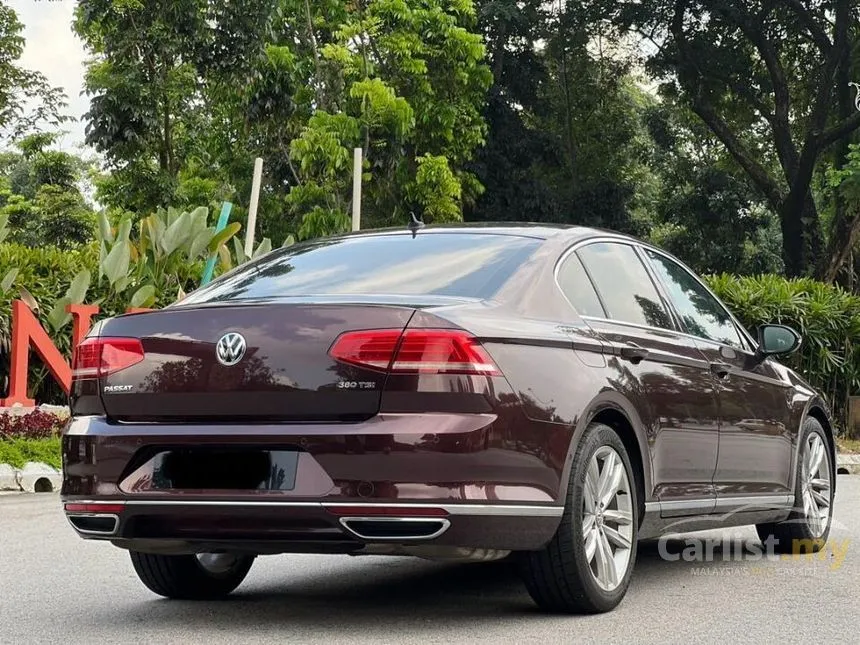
81,537,790,630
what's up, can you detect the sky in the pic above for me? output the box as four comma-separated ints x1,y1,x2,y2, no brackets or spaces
10,0,88,151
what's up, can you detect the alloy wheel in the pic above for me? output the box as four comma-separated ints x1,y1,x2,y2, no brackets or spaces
801,433,831,538
582,445,634,591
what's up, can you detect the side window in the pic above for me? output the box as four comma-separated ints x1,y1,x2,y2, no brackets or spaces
645,250,744,348
576,242,673,329
557,253,606,317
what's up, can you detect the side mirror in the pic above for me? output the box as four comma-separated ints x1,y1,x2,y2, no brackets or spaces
756,324,801,357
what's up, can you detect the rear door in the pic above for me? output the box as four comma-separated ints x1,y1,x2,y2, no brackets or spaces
642,249,794,501
563,241,721,515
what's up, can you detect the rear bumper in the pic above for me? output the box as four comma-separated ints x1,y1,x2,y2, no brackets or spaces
62,414,565,553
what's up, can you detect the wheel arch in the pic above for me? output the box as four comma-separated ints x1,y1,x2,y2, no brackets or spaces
559,393,653,524
805,399,836,468
790,397,837,492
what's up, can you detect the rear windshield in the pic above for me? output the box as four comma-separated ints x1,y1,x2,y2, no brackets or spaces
181,232,541,303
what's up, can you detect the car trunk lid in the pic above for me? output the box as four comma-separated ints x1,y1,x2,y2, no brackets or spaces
94,303,418,422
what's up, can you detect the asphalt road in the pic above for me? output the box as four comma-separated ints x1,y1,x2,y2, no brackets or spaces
2,479,859,645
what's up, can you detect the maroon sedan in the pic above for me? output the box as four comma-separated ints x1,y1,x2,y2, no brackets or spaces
62,224,835,613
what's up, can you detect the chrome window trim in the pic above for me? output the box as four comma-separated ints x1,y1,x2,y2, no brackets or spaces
638,245,758,352
552,234,760,355
553,237,676,332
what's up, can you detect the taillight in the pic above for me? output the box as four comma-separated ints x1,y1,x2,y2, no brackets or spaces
72,337,145,379
329,329,501,376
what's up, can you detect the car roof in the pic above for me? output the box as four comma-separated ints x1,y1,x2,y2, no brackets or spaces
336,222,635,243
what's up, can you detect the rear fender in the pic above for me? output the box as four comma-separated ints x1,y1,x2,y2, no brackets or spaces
557,391,654,509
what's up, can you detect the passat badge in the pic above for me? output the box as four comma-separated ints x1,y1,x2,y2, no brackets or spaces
216,332,246,366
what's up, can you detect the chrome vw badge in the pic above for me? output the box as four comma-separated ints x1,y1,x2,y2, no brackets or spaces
216,332,246,366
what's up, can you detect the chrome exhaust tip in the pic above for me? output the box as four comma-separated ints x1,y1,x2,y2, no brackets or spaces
339,517,451,541
66,514,120,536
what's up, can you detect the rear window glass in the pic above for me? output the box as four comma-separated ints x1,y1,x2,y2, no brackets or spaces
181,233,541,303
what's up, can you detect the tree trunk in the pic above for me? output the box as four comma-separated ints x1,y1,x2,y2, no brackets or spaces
779,192,822,277
820,43,855,284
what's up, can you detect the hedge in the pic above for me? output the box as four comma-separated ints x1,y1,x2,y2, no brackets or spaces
0,409,66,469
0,437,62,469
706,273,860,431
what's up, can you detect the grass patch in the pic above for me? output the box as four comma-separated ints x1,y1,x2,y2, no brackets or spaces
837,437,860,454
0,437,62,469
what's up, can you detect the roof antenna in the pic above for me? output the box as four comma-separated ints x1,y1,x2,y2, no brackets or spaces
407,211,425,238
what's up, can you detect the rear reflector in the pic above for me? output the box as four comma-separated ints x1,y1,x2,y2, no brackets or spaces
72,337,144,379
64,503,125,514
329,329,501,376
326,505,449,517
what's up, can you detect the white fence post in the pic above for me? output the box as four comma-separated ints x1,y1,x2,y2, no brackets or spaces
244,157,264,257
352,148,362,231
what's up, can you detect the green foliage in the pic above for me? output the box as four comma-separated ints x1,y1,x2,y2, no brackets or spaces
468,3,659,234
0,243,99,402
827,143,860,205
221,235,274,271
30,186,97,249
589,0,860,277
410,155,463,223
76,0,491,240
706,273,860,430
74,0,273,213
266,0,492,236
644,100,784,275
0,203,241,404
96,205,240,309
0,4,68,138
0,437,62,469
0,135,97,249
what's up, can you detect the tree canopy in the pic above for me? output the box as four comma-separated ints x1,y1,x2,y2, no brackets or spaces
4,0,860,285
0,3,67,139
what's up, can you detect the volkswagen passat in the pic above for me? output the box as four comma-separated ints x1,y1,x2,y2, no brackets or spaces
62,224,835,613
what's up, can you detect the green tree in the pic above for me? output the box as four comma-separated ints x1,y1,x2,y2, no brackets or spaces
0,3,67,139
0,134,96,248
645,100,784,275
592,0,860,278
74,0,272,213
256,0,492,239
468,1,657,235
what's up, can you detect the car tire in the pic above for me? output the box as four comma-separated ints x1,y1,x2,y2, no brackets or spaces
520,422,639,614
129,551,255,599
756,417,834,553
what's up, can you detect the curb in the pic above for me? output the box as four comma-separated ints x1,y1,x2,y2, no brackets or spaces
0,462,62,493
837,453,860,475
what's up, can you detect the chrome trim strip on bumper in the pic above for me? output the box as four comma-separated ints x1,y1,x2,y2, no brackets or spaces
97,500,566,517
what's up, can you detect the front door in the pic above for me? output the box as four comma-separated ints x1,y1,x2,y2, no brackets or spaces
642,249,794,505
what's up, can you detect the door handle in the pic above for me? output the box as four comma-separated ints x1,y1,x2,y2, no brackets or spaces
710,362,731,379
618,343,649,364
